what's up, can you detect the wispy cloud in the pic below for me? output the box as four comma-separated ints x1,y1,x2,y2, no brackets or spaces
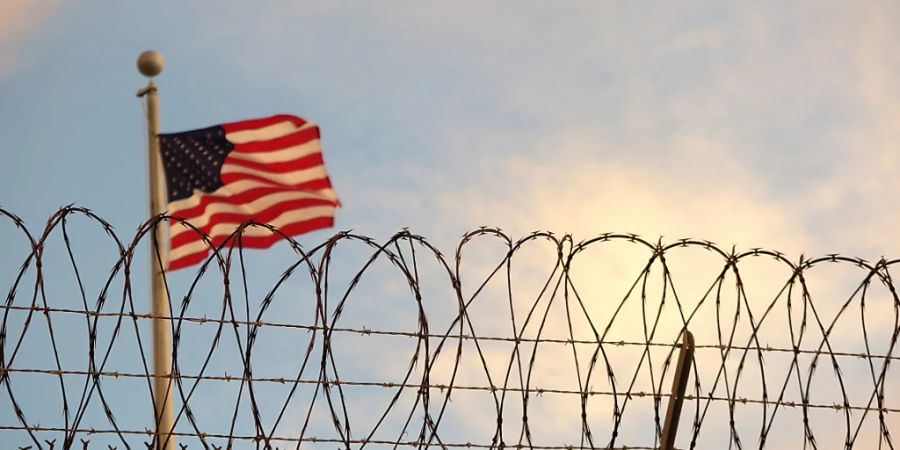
332,1,900,258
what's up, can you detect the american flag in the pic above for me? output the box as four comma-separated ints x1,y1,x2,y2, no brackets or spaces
159,114,339,270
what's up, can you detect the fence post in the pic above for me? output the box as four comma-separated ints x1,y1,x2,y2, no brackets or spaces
660,330,694,450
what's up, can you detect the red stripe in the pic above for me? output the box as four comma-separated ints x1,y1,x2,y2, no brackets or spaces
167,216,334,271
170,185,336,220
220,173,333,190
170,197,337,248
224,152,324,174
167,250,210,271
231,127,319,152
220,114,306,133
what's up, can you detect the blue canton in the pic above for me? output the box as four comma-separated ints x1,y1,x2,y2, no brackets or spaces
159,126,234,202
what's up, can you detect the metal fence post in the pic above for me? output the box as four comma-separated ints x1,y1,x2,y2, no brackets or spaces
660,330,694,450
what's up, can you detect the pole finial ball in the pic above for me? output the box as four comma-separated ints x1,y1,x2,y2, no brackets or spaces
137,50,164,78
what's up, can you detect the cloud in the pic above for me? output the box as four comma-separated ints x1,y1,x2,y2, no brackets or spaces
431,129,808,254
325,1,898,260
812,1,900,256
0,0,58,79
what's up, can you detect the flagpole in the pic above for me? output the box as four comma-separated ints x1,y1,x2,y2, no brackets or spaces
137,50,175,450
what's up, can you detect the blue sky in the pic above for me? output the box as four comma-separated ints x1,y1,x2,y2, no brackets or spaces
2,1,898,256
2,1,900,449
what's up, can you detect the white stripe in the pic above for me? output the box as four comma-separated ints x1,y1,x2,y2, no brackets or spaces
168,180,269,211
169,190,336,240
225,120,315,144
169,206,336,262
228,139,321,163
220,163,328,186
167,180,337,212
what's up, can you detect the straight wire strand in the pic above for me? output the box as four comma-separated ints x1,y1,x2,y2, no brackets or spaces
1,206,899,449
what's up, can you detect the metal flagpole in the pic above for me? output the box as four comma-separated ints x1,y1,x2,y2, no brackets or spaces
137,50,176,450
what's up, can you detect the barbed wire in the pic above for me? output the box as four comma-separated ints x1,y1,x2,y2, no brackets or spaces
1,206,899,449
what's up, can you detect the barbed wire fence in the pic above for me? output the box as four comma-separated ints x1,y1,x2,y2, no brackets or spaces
1,206,898,449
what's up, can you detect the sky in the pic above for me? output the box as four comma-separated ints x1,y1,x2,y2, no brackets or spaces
2,1,900,449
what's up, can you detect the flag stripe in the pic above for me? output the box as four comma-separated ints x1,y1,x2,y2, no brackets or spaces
219,171,332,190
166,179,338,211
223,152,324,174
227,140,321,163
232,127,319,153
168,216,335,271
169,211,334,260
221,114,306,135
170,199,336,248
168,208,336,266
167,250,209,272
225,121,312,144
169,185,337,221
170,193,337,244
219,164,328,186
170,201,335,248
